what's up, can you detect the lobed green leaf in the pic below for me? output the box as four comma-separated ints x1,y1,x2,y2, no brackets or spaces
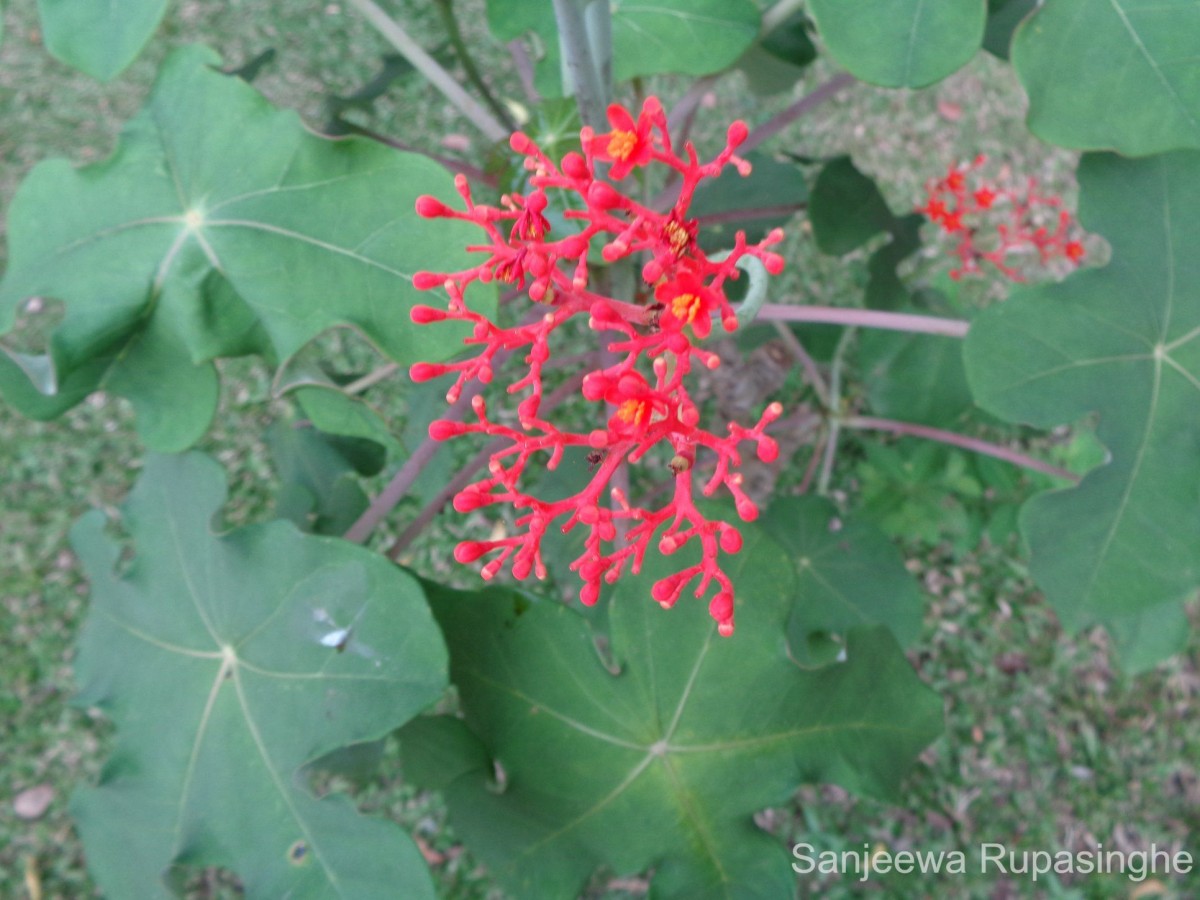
70,452,448,898
1013,0,1200,155
965,151,1200,663
0,45,481,450
401,526,942,898
806,0,986,88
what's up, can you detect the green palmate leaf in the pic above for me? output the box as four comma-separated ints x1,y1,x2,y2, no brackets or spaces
266,420,384,535
70,452,447,898
863,213,922,309
806,157,922,308
965,151,1200,656
806,0,986,88
0,45,479,450
860,324,974,427
808,156,894,255
1013,0,1200,155
760,497,924,664
486,0,760,97
401,532,942,898
38,0,169,80
982,0,1036,59
736,9,817,95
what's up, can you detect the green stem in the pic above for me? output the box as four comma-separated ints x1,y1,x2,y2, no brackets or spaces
346,0,508,142
816,327,855,496
553,0,609,129
433,0,518,132
841,416,1081,483
772,321,830,407
343,362,400,395
584,0,613,102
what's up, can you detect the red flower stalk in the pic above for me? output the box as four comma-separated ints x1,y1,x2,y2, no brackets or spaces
411,97,784,635
918,155,1087,281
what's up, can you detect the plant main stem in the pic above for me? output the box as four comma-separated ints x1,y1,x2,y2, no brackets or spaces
433,0,518,132
346,0,509,142
553,0,610,129
758,304,970,338
842,416,1081,482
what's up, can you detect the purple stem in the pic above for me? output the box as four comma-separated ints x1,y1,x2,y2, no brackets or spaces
507,39,540,104
842,416,1081,483
693,203,806,227
385,371,588,559
740,73,857,155
758,304,970,338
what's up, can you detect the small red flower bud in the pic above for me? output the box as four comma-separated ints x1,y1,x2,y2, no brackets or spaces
719,527,742,554
735,495,758,521
588,181,624,209
412,271,444,290
415,195,452,217
512,555,533,580
409,362,449,382
708,591,733,623
410,305,448,323
429,419,466,440
454,541,491,563
517,395,539,423
509,132,534,154
453,490,490,512
562,151,589,179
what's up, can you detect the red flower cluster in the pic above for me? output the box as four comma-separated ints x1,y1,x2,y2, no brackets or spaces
918,155,1086,281
410,98,785,635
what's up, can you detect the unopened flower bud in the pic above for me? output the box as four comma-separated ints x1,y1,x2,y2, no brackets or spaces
721,525,743,552
409,362,449,382
562,151,589,179
412,271,444,290
454,541,491,563
415,195,452,217
410,305,448,323
429,419,468,440
453,490,490,512
509,132,534,154
588,181,624,209
709,591,733,623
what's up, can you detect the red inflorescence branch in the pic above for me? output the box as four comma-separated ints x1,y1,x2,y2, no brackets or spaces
410,97,785,636
918,154,1087,281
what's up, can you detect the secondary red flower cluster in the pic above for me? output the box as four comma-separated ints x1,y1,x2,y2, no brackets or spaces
918,154,1086,281
410,98,785,635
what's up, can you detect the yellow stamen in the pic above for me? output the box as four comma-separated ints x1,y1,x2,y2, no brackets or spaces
664,220,689,256
606,130,637,161
616,398,651,426
670,292,703,324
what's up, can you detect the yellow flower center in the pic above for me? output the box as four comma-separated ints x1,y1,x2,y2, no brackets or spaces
616,398,651,426
606,130,637,161
670,292,703,324
663,220,690,257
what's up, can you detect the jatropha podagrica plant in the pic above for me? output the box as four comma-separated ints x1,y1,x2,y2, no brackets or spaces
918,154,1087,281
409,98,786,635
